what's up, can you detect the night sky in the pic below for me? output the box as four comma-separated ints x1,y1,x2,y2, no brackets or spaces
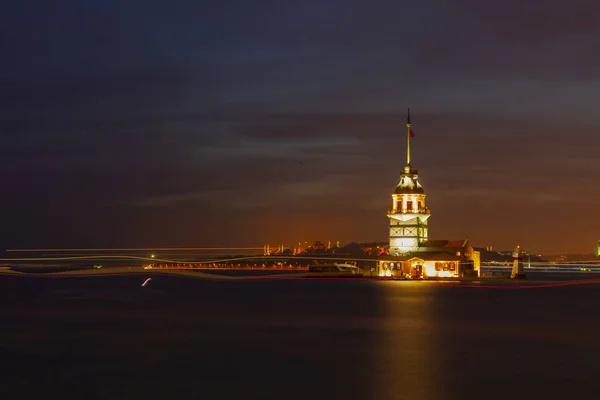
2,0,599,254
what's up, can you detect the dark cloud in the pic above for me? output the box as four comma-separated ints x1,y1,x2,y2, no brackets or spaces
455,0,600,39
411,0,600,80
1,0,598,253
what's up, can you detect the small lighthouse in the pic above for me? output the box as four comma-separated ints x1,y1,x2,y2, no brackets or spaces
510,245,526,279
387,109,431,255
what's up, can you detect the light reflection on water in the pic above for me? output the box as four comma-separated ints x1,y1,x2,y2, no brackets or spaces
1,275,599,399
371,279,599,400
373,281,440,400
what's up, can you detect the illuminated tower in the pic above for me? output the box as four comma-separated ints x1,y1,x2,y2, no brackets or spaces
387,109,431,255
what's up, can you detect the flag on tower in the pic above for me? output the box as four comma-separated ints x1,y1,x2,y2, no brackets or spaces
407,108,415,137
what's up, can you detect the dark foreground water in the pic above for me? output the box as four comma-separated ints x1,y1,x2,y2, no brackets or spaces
1,275,599,400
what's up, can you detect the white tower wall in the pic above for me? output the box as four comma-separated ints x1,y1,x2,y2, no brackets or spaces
387,166,430,255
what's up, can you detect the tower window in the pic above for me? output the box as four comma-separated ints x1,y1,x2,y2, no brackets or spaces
406,201,413,211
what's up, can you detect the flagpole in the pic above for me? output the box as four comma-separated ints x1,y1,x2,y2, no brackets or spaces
406,108,411,166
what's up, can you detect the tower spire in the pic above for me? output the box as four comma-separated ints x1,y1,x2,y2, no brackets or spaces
406,108,411,166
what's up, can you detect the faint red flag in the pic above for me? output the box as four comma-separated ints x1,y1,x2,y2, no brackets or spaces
410,129,415,138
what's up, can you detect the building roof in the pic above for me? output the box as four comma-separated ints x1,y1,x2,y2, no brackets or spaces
378,252,462,262
393,184,424,194
393,165,425,194
379,239,472,262
408,253,462,261
418,239,469,250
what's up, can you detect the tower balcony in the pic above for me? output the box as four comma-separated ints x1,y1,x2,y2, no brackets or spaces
388,208,430,215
